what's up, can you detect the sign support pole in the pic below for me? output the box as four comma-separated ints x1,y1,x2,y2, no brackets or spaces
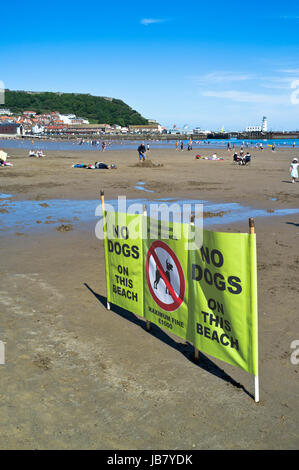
249,217,259,403
143,205,151,332
101,190,110,311
190,214,200,363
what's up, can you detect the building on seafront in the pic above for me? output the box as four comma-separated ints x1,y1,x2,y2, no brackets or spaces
0,122,24,136
262,116,268,132
246,116,268,134
0,108,12,116
246,126,262,132
128,124,163,134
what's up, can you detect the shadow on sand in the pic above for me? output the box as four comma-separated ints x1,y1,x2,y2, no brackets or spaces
286,221,299,227
84,282,254,400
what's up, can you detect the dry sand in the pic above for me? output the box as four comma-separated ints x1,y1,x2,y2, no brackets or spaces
0,145,299,449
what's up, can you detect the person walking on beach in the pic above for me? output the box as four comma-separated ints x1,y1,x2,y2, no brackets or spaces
101,141,106,151
137,142,146,161
289,158,299,183
180,141,184,151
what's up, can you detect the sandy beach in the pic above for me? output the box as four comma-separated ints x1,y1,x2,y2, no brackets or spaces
0,145,299,449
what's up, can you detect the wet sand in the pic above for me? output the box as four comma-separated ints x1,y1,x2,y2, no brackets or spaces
0,146,299,449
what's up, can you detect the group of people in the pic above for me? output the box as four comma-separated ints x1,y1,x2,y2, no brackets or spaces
233,151,251,165
78,140,107,151
175,140,193,151
29,150,46,158
72,161,117,169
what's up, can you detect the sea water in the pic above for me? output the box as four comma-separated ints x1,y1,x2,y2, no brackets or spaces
1,196,299,235
0,138,298,153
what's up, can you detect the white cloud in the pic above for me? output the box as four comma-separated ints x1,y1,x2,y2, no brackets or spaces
260,75,297,89
192,71,255,84
280,15,299,20
140,18,166,26
260,83,290,90
190,69,299,107
279,68,299,74
202,90,288,104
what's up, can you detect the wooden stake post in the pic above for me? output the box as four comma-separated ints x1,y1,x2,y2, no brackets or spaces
190,214,200,363
249,217,259,403
101,190,110,310
143,205,151,332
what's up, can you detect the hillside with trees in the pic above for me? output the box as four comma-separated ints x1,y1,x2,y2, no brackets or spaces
2,90,149,126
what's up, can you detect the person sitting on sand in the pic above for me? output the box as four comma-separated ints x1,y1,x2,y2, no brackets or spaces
0,150,7,163
233,152,242,164
289,158,298,183
239,154,246,165
244,152,251,165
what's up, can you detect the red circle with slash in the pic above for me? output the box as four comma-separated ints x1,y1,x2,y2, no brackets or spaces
146,240,185,311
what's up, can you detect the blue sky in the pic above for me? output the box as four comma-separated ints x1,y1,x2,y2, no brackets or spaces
1,0,299,130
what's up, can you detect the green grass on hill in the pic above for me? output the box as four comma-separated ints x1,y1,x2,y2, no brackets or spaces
2,90,149,126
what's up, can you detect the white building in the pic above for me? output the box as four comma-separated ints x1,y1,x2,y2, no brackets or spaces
246,117,268,133
0,108,12,115
193,127,211,134
59,114,89,125
59,114,76,124
32,124,44,134
246,126,262,132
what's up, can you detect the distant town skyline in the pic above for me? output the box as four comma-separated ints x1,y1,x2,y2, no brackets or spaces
0,90,274,133
1,0,299,130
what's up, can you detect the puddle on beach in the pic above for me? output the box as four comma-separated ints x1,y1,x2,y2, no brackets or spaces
134,182,155,193
1,196,299,235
